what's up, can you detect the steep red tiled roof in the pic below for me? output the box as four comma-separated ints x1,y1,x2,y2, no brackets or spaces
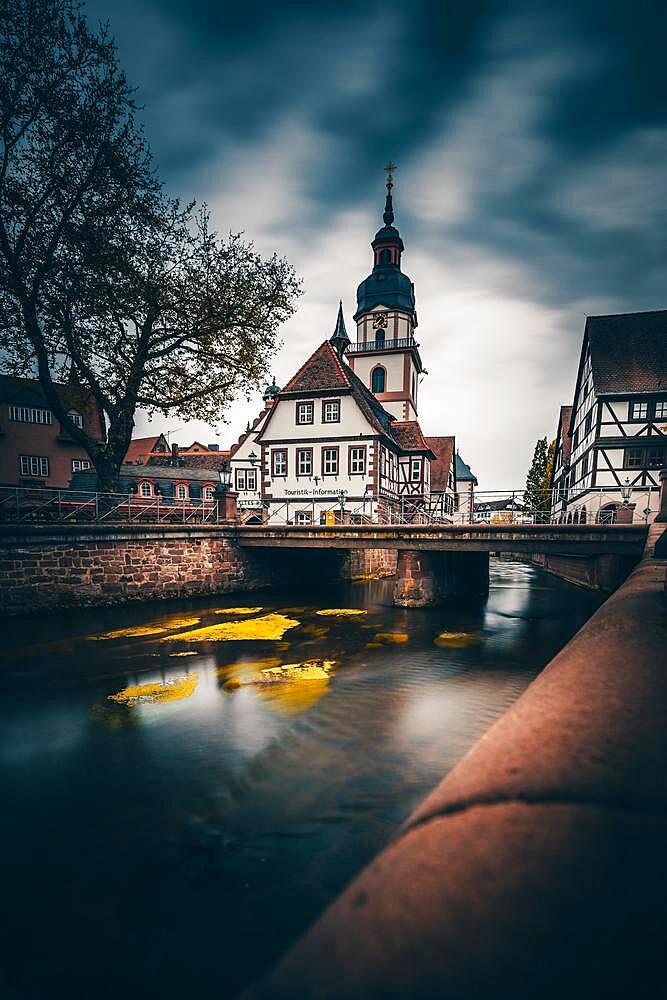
425,436,455,491
281,341,350,393
124,435,167,464
586,310,667,394
392,421,433,453
559,405,573,464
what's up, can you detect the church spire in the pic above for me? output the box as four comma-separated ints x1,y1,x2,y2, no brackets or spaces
330,300,350,358
383,161,396,225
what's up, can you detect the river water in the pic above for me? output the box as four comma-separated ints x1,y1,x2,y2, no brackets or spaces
1,560,601,999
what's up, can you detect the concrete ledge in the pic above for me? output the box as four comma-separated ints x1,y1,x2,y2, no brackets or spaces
240,546,667,999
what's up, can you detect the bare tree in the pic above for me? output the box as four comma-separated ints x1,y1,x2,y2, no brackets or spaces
0,0,300,491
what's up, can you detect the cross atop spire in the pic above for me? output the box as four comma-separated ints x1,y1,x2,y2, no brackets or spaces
330,299,350,359
383,161,396,226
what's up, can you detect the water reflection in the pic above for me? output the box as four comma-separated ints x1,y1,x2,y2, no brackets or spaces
1,560,602,1000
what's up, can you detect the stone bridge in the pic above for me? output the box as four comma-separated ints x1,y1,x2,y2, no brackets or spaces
236,522,648,605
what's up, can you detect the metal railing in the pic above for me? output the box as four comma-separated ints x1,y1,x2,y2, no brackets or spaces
0,486,226,525
238,486,660,527
346,337,418,352
0,484,659,527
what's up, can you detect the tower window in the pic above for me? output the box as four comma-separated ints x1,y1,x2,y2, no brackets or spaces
371,366,386,393
375,328,385,347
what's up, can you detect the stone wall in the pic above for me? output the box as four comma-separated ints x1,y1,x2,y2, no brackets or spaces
341,547,398,579
530,551,635,591
0,524,277,616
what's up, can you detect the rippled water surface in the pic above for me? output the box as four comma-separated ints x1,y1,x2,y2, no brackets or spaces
1,560,601,999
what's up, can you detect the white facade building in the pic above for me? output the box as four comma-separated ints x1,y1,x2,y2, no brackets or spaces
230,169,460,524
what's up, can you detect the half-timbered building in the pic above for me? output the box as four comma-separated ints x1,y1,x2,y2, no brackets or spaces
551,310,667,524
230,166,460,524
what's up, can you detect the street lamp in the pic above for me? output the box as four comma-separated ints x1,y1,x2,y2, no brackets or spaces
621,477,632,505
248,450,259,468
218,468,232,488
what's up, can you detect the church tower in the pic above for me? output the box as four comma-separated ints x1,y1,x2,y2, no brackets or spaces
346,164,424,421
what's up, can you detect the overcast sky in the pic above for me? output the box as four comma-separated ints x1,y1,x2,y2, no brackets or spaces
86,0,666,489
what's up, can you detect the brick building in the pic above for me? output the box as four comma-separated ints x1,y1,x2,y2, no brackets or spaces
0,375,104,488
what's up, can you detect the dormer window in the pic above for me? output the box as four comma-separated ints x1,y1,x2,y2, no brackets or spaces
202,485,216,501
68,410,83,428
296,401,314,425
176,483,188,501
139,481,153,497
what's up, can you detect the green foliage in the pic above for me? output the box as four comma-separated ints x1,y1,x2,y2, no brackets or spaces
524,436,552,522
0,0,301,490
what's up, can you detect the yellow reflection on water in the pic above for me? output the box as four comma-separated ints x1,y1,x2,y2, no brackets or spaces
108,674,199,704
224,659,335,690
315,609,366,617
434,631,482,648
163,614,300,643
90,617,201,640
256,679,330,716
374,632,409,644
212,607,263,615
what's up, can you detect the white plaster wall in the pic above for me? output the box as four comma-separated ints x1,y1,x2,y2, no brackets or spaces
260,395,374,441
352,352,408,395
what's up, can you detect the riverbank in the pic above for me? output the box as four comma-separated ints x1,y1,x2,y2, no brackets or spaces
241,534,667,999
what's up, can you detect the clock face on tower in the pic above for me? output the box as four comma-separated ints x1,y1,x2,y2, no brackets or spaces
372,313,388,329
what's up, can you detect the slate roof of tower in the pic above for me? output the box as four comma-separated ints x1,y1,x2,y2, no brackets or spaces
426,436,456,491
454,452,477,484
585,310,667,394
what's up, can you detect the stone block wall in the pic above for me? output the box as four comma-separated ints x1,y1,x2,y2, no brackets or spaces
530,552,635,591
0,524,277,616
341,547,398,580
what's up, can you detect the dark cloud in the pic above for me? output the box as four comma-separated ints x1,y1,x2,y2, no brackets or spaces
83,0,666,484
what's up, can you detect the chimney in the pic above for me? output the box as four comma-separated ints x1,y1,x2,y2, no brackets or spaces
208,443,219,451
171,442,179,462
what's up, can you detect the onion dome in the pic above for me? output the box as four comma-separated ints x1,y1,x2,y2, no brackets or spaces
262,376,280,401
354,163,417,323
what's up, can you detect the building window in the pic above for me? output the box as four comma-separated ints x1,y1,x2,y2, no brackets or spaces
68,410,83,428
371,366,386,393
176,483,188,500
235,469,246,491
322,447,338,475
349,446,366,475
573,427,579,449
9,405,52,424
655,401,667,420
19,455,49,478
629,401,649,421
647,447,666,469
295,510,312,525
297,448,313,476
72,459,91,472
322,399,340,423
625,447,644,469
375,328,385,347
581,452,588,476
202,485,216,501
139,480,153,497
584,410,592,436
272,450,288,476
410,458,421,481
296,401,314,425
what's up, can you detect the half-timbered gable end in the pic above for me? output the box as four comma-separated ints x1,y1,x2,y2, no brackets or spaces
255,328,437,523
552,309,667,524
425,436,457,518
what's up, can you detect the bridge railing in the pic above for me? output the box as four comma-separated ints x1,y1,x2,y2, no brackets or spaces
237,486,660,527
0,485,226,524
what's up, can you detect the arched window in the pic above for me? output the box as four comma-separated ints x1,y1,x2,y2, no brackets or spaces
176,483,188,501
371,366,386,393
139,481,153,498
580,506,587,524
202,484,216,502
375,327,385,347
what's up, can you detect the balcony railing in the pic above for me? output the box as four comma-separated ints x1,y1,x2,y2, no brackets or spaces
346,337,418,352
